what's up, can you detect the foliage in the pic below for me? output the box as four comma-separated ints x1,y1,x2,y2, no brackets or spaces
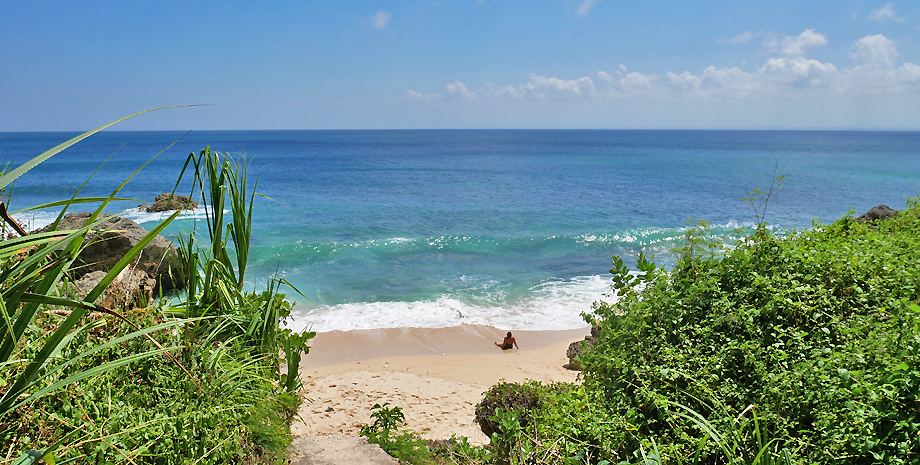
469,199,919,465
2,306,299,464
169,146,315,386
579,199,920,463
669,219,739,275
741,167,784,236
429,435,494,465
0,109,190,463
605,252,661,299
475,381,554,439
471,383,625,465
0,114,313,463
360,402,435,464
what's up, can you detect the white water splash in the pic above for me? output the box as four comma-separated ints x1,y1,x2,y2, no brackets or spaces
284,274,614,332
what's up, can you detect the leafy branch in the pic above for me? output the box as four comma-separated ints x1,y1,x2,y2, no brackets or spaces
742,163,785,235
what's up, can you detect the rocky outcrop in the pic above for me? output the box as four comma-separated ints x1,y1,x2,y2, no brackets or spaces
38,212,186,293
75,268,157,310
566,325,598,370
143,193,198,212
857,205,899,223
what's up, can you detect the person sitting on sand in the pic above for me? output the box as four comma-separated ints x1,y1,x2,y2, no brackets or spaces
494,332,518,350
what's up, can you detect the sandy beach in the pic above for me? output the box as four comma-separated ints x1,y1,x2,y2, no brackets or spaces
291,324,590,444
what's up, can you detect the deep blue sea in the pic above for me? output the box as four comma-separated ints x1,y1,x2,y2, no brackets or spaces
2,130,919,331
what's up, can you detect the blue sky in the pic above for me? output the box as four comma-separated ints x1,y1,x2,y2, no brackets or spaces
2,1,919,130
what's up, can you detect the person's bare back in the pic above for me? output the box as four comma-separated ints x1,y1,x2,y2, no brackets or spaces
494,331,518,350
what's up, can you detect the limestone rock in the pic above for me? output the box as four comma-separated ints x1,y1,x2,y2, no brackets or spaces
856,205,899,223
38,212,185,292
75,268,156,310
566,325,598,370
143,193,198,213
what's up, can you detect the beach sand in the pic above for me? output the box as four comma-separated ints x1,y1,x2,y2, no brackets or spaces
291,324,590,444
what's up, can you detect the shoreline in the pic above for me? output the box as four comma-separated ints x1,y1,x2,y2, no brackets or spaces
293,324,590,444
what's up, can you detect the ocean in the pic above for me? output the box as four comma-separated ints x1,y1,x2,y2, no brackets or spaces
2,130,918,332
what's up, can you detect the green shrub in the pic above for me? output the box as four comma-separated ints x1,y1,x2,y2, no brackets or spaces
579,200,920,464
475,381,555,439
470,200,920,465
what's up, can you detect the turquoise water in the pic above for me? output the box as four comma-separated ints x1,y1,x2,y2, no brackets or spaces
3,130,919,331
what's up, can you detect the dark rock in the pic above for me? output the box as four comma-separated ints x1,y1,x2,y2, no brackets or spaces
566,325,598,370
143,193,198,213
37,212,186,292
856,205,899,223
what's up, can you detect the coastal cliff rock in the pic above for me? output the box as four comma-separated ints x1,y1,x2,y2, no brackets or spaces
37,212,186,293
75,268,157,310
565,325,598,370
143,193,198,212
857,204,899,223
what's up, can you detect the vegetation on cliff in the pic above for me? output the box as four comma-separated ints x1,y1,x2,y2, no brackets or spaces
0,111,312,464
460,198,919,465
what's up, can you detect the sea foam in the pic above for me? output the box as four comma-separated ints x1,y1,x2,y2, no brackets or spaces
284,274,614,333
13,206,219,232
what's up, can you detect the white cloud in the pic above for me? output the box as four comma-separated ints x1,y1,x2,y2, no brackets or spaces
868,3,902,21
720,31,761,44
619,72,655,91
404,31,920,118
851,34,898,67
372,10,391,29
480,83,523,99
404,89,440,102
766,29,828,57
596,70,615,82
445,81,478,99
521,75,597,100
666,66,759,98
758,57,838,90
666,71,698,88
577,0,602,16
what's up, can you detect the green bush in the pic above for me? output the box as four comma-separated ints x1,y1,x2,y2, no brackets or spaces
475,381,554,439
468,200,920,465
579,200,920,463
1,304,300,464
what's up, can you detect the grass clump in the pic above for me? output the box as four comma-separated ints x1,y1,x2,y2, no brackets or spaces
2,306,301,463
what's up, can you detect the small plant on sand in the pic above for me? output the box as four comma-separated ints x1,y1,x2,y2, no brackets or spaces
360,402,435,464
